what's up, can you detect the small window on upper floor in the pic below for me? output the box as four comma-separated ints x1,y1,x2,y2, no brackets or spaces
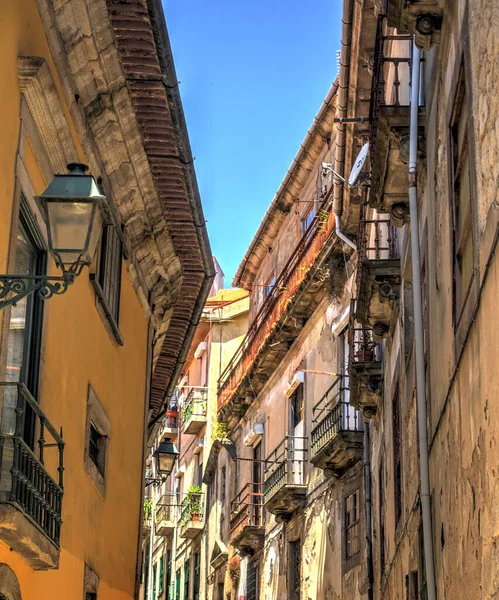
90,223,124,345
300,203,316,235
345,489,360,560
263,274,275,300
84,386,110,495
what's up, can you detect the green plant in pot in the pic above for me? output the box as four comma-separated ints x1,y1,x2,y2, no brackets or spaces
187,485,203,522
144,498,153,520
355,333,376,362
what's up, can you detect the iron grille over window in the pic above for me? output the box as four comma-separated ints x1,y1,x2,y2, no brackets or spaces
89,422,105,476
289,540,302,600
345,490,360,559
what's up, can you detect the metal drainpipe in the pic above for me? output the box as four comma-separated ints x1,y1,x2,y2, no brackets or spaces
333,0,357,251
363,423,374,600
408,42,437,600
170,482,179,600
147,486,157,600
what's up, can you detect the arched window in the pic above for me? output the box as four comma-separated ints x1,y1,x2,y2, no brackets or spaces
0,564,22,600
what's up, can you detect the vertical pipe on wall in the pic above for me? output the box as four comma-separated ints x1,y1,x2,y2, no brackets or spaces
408,42,437,600
363,423,374,600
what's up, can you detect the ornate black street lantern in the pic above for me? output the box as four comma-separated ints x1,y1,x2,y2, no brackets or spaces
0,163,107,309
145,440,179,487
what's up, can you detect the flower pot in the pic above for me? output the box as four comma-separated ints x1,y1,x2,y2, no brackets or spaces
191,512,200,522
356,349,374,362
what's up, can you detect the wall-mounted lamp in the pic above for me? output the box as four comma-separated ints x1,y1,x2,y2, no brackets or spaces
145,440,179,487
0,163,108,309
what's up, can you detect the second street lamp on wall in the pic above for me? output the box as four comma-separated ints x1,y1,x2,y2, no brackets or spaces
154,440,180,479
0,163,108,309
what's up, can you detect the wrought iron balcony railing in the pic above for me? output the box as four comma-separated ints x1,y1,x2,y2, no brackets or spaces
358,218,400,262
263,436,307,506
0,383,64,547
155,493,177,523
369,21,413,172
311,379,363,460
218,186,338,414
230,481,264,537
181,387,207,424
350,327,382,365
179,492,204,526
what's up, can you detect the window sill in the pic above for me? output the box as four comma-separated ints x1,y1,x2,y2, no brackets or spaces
89,274,124,346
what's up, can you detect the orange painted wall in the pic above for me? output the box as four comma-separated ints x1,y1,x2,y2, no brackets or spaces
0,0,149,597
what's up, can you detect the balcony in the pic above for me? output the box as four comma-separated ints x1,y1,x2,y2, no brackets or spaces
179,492,204,539
348,328,383,420
230,482,265,553
218,186,352,424
158,409,179,442
383,0,443,50
182,387,207,435
155,494,176,536
369,21,424,226
263,436,307,522
310,378,363,477
0,383,64,570
356,217,400,337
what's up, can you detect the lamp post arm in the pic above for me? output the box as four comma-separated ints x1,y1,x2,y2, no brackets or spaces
0,273,75,309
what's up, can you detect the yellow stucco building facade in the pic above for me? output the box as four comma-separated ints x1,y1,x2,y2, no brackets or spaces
0,0,213,598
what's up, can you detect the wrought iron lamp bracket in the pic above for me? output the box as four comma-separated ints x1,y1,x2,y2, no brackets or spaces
145,476,167,488
0,271,76,309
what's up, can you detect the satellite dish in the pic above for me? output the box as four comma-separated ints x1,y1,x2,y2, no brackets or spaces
348,142,369,187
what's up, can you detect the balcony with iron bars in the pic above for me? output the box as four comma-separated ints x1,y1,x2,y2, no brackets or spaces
310,378,363,477
230,481,265,553
218,186,351,424
263,436,307,523
356,216,401,338
179,492,204,539
181,387,207,435
348,326,383,421
0,383,64,570
368,20,424,227
155,493,176,536
158,407,179,443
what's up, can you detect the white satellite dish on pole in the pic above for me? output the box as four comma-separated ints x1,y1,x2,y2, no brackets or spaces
348,142,369,186
322,142,369,189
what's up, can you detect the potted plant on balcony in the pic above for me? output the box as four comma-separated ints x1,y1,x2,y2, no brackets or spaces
187,485,203,522
144,498,153,520
228,555,241,587
355,335,376,362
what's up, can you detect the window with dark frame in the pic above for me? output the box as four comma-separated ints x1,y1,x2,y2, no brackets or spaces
345,490,360,559
450,64,474,325
91,223,123,342
89,421,106,477
393,386,402,527
193,551,201,600
290,383,304,428
288,540,302,600
300,202,316,235
85,594,97,600
183,558,190,600
5,198,46,447
216,584,224,600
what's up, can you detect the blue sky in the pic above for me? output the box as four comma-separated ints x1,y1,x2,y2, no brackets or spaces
164,0,342,284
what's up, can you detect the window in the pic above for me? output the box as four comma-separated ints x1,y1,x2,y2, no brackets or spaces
345,490,360,559
300,203,316,235
288,540,302,600
165,550,172,600
4,199,46,445
89,422,105,475
450,66,474,324
393,386,402,526
159,554,165,596
217,583,224,600
183,559,190,600
175,570,181,600
290,384,304,428
85,595,97,600
152,564,157,600
193,552,201,600
263,274,275,299
84,386,110,495
379,460,386,572
90,224,123,344
247,559,258,600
